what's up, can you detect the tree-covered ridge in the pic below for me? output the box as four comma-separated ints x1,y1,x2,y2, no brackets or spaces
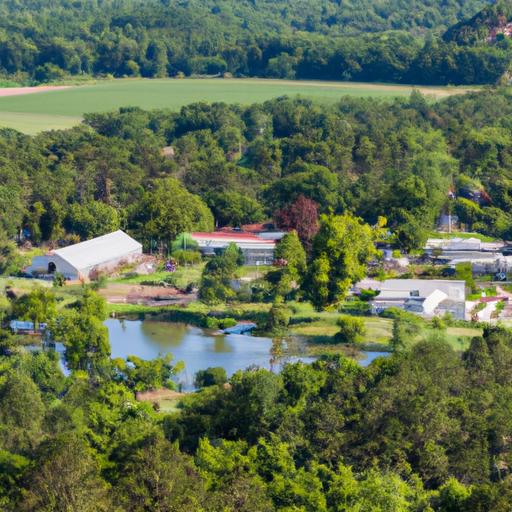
3,88,512,256
444,0,512,45
0,0,507,85
0,0,491,37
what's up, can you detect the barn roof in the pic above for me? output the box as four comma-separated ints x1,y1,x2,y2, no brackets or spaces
51,230,142,271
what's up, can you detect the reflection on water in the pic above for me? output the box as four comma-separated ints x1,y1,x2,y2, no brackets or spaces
105,319,389,389
107,319,316,389
359,351,390,367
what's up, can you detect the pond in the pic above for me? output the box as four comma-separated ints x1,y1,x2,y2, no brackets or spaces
105,319,389,390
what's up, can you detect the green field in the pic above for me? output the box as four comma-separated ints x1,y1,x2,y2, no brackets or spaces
0,78,471,134
0,111,81,134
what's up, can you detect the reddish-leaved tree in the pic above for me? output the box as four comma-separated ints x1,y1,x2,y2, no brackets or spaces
274,195,319,251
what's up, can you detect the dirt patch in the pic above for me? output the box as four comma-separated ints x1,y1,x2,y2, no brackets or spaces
136,388,184,402
0,86,71,97
99,282,196,306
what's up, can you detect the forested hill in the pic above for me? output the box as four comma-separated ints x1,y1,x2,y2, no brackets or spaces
0,0,491,37
444,0,512,44
0,0,509,85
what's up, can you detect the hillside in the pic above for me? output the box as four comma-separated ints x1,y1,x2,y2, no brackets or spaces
444,0,512,45
0,0,507,85
0,0,491,37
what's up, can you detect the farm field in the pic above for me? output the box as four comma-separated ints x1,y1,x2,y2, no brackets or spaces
0,78,472,134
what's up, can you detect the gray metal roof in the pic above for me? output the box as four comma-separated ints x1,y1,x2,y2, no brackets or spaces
376,279,466,301
52,230,141,271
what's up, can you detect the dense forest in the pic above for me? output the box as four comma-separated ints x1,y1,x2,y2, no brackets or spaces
3,87,512,265
0,0,511,85
3,291,512,510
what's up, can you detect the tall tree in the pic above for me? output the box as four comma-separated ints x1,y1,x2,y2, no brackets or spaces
305,213,375,310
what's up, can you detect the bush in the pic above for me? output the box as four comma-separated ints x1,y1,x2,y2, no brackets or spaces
173,249,202,266
89,274,107,290
455,262,476,293
336,315,366,344
52,273,65,288
205,317,220,329
194,367,227,388
219,317,237,329
339,298,371,316
431,316,446,331
359,289,379,301
205,317,237,330
267,300,291,333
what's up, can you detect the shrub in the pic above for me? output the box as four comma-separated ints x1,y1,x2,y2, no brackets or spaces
359,289,379,301
335,315,366,344
218,318,237,329
89,273,107,290
431,316,446,331
205,317,237,330
455,262,476,293
173,249,202,266
339,298,371,316
194,367,227,388
52,273,65,288
267,300,291,333
205,317,219,329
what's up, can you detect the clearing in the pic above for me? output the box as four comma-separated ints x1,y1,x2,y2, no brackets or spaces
0,78,472,134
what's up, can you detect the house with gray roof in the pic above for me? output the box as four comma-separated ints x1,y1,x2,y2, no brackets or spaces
365,279,466,320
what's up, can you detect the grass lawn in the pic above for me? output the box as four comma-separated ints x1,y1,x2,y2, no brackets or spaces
0,78,472,133
288,301,393,345
0,111,81,135
114,263,204,289
0,276,85,312
444,326,482,351
429,231,499,243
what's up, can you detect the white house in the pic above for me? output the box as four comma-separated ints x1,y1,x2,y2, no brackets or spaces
366,279,466,320
26,230,142,280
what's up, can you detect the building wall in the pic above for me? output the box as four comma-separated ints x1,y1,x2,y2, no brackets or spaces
27,247,142,280
436,302,465,320
26,254,80,280
422,290,448,315
79,248,142,279
241,248,275,265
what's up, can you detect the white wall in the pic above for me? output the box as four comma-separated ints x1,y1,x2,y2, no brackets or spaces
26,254,79,280
422,290,448,315
27,247,142,280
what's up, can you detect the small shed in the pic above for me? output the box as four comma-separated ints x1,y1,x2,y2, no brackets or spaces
26,230,142,280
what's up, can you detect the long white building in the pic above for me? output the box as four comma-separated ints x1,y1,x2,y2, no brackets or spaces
26,230,142,280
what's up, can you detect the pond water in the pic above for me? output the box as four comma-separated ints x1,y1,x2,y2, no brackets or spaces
105,319,389,389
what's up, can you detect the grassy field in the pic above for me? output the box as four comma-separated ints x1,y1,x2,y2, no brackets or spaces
0,78,472,134
0,111,81,135
429,231,499,243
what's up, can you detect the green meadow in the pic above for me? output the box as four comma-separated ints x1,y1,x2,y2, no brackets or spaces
0,78,471,134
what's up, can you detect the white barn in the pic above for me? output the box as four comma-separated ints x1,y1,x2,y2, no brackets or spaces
26,230,142,280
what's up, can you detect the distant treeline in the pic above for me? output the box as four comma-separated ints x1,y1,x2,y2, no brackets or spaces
0,0,509,85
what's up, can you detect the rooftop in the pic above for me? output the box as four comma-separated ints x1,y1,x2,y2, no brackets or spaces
51,230,142,270
370,279,466,301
